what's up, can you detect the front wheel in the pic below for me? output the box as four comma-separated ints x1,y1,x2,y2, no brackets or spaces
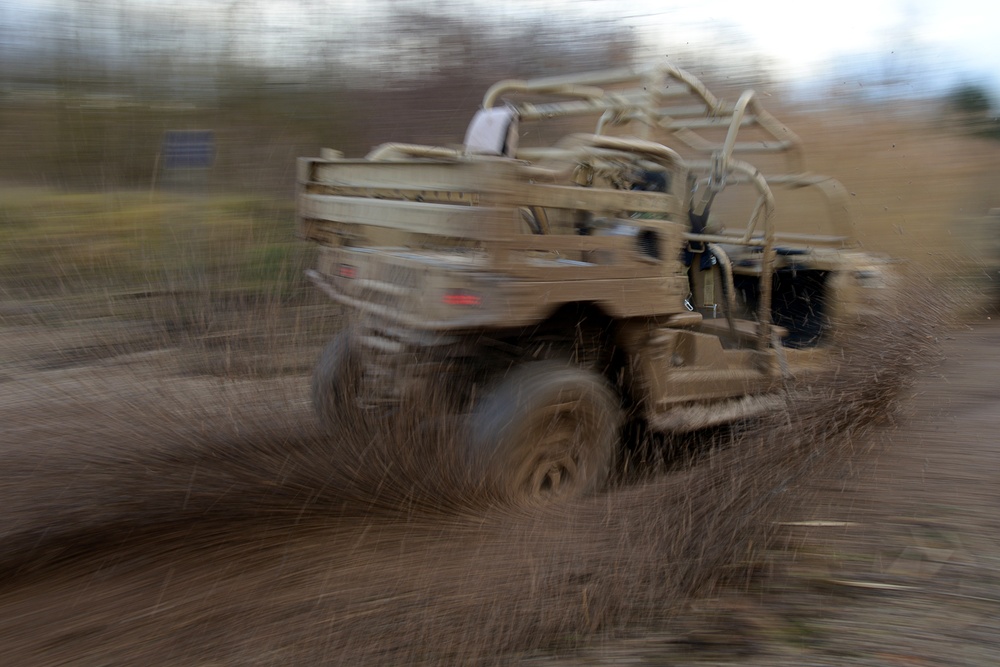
467,362,621,503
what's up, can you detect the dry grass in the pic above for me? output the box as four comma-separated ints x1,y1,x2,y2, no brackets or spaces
0,189,339,378
0,190,306,297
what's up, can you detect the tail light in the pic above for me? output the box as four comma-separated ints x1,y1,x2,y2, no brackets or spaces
442,290,482,307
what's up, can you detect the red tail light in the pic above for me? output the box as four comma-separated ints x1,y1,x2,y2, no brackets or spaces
338,264,357,279
442,290,482,307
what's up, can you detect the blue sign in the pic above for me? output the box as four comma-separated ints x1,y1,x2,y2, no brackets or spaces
162,130,214,169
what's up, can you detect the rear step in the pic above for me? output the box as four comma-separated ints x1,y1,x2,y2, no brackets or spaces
649,393,787,433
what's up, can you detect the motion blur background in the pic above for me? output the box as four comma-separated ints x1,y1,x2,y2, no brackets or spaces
1,0,998,315
2,0,998,186
0,0,1000,320
0,0,636,308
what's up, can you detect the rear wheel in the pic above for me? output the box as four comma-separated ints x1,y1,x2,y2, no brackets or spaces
468,362,621,502
311,330,362,429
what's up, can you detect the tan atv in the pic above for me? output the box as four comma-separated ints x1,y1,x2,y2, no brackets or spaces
298,64,898,502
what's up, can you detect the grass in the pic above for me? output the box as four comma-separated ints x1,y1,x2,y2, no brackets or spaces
0,187,337,377
0,189,307,295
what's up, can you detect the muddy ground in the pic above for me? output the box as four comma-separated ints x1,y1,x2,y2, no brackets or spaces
0,296,997,665
540,317,1000,666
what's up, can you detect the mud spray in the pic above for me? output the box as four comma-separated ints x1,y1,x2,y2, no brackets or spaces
0,287,941,665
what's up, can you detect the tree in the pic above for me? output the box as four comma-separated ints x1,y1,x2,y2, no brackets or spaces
946,83,999,139
949,83,993,115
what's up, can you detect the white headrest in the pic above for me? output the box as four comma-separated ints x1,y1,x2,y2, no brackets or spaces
464,106,518,156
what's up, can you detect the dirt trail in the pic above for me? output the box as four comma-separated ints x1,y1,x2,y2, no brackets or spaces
537,319,1000,666
762,320,1000,666
0,315,995,665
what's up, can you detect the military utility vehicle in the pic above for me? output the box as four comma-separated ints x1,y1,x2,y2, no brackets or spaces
299,64,897,501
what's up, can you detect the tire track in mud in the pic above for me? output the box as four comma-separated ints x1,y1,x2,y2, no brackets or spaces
0,297,939,665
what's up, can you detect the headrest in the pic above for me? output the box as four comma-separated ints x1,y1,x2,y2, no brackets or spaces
464,106,519,157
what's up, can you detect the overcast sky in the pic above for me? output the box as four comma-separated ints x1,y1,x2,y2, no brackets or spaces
474,0,1000,95
538,0,1000,93
5,0,999,96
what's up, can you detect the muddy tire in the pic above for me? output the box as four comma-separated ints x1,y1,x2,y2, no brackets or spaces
468,362,621,502
311,330,361,429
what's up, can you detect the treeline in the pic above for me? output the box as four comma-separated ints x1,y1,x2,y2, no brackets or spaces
0,2,637,191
